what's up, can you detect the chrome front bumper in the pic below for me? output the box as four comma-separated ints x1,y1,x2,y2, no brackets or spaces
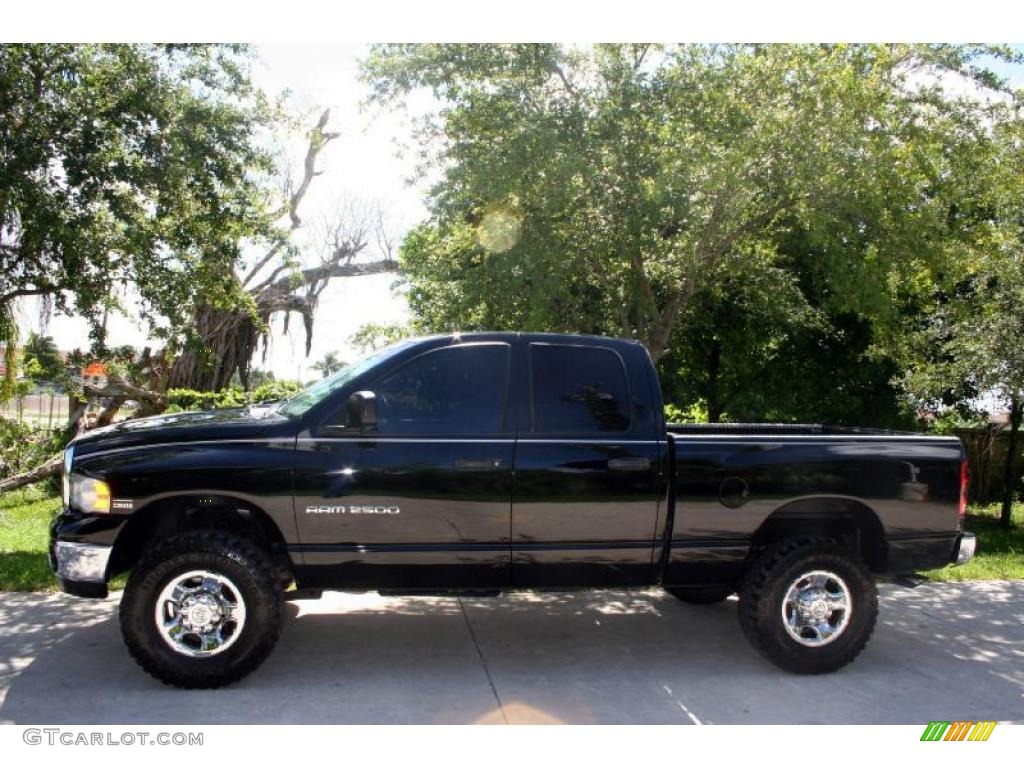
53,541,112,583
954,532,977,566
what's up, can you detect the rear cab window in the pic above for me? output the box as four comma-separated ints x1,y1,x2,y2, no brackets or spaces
529,343,632,434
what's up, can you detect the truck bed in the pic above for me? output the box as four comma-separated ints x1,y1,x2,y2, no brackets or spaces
664,426,964,587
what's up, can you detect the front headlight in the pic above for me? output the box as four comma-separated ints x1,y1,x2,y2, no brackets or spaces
61,446,74,507
70,474,111,514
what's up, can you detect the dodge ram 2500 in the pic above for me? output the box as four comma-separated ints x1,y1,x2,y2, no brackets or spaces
50,332,975,688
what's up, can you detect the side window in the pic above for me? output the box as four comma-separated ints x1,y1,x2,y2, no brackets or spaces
373,344,510,435
530,344,631,433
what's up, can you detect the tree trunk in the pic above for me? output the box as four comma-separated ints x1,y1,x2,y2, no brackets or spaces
166,305,260,391
706,338,723,423
1000,396,1022,529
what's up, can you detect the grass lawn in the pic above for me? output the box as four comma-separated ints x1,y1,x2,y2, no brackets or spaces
0,485,130,592
923,501,1024,581
0,484,1021,591
0,484,61,591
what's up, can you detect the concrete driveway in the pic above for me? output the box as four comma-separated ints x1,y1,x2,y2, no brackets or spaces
1,581,1021,725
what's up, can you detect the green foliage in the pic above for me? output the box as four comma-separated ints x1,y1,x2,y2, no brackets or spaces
0,417,65,481
311,352,347,378
22,333,65,383
660,293,918,427
249,380,302,403
902,119,1024,413
362,44,1022,429
350,322,414,353
926,411,992,436
900,118,1024,524
664,401,712,424
228,367,276,389
164,380,302,412
0,44,280,393
0,305,16,402
364,44,1014,362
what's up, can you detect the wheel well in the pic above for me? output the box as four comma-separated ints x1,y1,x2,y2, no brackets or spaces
750,499,887,572
109,495,293,585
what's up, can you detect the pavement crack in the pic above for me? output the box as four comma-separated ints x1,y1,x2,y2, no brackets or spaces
458,597,508,724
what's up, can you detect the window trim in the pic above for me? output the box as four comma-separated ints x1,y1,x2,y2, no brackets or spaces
527,342,634,436
366,341,513,438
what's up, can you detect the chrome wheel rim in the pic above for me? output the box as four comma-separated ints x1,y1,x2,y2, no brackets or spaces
781,569,852,647
154,570,247,658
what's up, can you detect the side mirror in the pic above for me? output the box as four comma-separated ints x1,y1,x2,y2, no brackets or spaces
346,390,377,431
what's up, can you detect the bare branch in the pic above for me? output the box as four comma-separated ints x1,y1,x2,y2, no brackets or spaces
242,108,339,288
550,62,576,96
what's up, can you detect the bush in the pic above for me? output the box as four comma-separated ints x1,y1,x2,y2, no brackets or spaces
165,381,303,413
665,401,713,424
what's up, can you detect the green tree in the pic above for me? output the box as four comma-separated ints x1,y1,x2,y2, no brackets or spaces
21,333,64,383
0,44,279,398
903,116,1024,528
658,228,920,427
364,44,1013,363
311,351,346,378
349,322,413,353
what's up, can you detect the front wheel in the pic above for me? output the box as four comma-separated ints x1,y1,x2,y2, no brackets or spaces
738,538,878,674
119,531,284,688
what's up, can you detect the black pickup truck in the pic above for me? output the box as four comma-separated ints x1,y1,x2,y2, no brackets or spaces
50,332,975,688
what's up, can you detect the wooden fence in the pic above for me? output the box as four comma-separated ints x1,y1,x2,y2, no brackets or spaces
954,427,1024,505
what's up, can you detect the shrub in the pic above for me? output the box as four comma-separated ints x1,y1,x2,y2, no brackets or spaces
665,401,712,424
165,381,303,413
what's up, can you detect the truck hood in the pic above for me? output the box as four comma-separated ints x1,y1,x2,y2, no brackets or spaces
71,406,295,455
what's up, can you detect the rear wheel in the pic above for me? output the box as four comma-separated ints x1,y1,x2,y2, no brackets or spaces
120,531,284,688
665,586,734,604
738,538,877,674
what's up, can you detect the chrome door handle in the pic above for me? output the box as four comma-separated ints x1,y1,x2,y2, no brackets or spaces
454,458,504,471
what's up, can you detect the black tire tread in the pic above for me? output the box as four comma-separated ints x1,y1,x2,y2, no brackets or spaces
738,537,878,674
119,530,283,689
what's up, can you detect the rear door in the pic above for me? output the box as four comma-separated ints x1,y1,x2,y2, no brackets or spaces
292,341,514,589
510,340,664,586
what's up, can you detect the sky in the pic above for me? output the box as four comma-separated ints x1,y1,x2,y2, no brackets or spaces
20,44,426,382
14,44,1024,383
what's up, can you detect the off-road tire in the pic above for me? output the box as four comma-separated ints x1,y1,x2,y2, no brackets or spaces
120,530,284,689
665,586,734,604
738,538,878,674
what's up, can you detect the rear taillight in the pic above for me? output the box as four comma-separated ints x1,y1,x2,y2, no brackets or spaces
958,459,969,520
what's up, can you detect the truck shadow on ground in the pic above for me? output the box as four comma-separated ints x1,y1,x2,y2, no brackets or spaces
1,583,1022,725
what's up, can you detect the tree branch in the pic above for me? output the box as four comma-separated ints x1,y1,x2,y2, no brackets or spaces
0,453,62,493
242,108,339,288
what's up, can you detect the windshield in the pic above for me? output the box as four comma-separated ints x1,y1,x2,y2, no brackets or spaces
278,340,418,418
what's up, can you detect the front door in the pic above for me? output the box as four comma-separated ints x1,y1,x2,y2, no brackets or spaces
292,341,514,589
